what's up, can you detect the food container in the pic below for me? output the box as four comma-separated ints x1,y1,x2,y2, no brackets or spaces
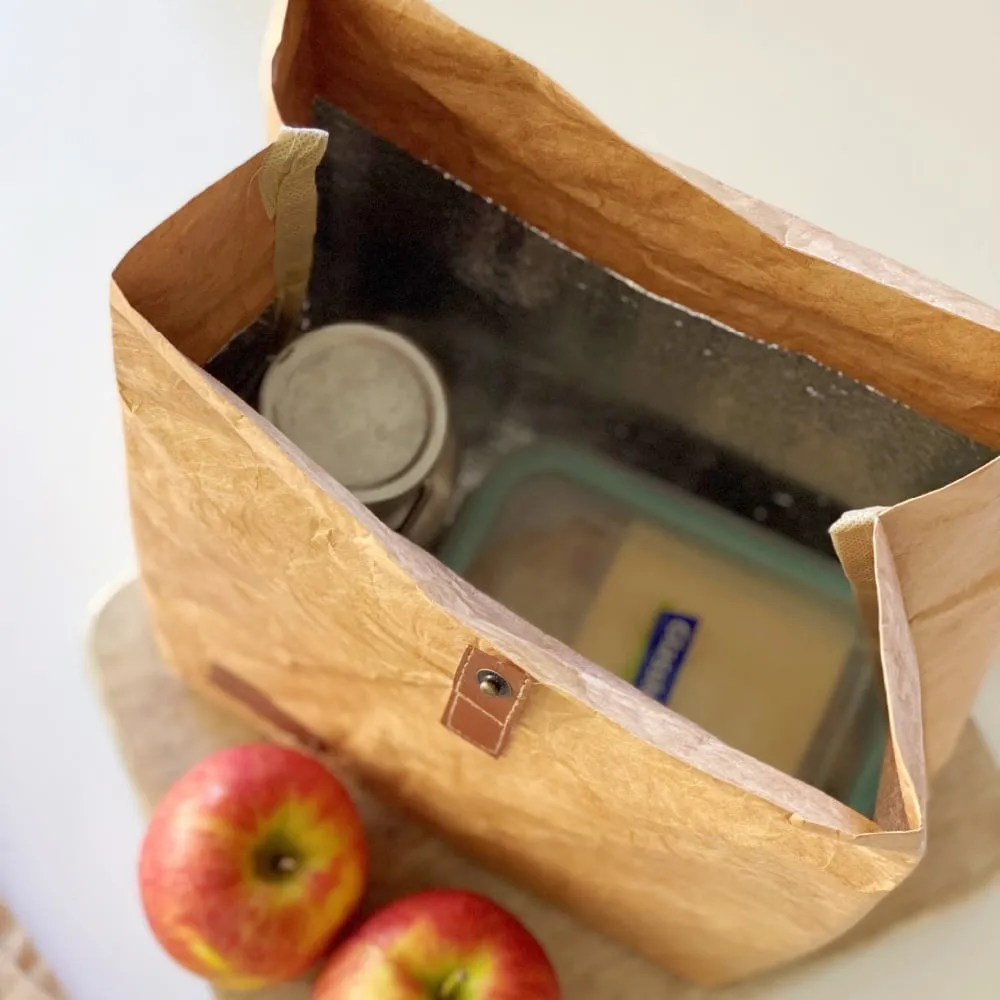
439,442,884,814
259,322,456,545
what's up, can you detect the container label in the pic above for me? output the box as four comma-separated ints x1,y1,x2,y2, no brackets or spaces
634,611,699,704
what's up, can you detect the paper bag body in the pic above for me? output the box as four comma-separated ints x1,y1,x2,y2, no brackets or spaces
108,0,1000,986
112,144,923,987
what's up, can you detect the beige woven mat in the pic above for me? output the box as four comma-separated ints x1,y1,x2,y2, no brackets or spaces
0,903,62,1000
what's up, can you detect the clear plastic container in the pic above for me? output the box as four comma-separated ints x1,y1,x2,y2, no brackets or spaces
439,443,884,815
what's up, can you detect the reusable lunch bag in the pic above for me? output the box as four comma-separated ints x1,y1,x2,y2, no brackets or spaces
110,0,1000,984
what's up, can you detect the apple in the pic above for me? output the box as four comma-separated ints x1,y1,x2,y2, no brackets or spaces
312,889,560,999
139,742,367,990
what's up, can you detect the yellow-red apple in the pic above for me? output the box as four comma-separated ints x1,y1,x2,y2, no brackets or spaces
139,742,367,990
312,889,560,999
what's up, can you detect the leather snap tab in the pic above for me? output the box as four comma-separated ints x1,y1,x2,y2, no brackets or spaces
442,647,532,757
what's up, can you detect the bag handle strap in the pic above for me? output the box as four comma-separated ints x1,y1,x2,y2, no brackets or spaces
259,126,328,331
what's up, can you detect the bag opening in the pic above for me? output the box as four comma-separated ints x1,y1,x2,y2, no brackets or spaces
184,100,990,817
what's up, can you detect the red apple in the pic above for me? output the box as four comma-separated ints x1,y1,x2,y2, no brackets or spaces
312,889,560,999
139,742,367,990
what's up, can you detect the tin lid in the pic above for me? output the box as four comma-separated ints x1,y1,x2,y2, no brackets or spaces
259,322,449,505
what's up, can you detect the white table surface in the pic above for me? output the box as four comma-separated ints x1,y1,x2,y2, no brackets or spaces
1,2,998,997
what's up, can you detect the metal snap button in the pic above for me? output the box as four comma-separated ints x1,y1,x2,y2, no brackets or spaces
476,669,512,698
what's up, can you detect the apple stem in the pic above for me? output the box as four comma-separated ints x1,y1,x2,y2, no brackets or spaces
437,968,468,999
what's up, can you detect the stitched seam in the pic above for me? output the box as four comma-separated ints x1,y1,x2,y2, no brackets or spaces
444,646,475,736
453,690,503,721
493,675,531,754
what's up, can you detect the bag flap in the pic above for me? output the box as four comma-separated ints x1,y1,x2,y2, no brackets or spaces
264,0,1000,449
834,466,1000,779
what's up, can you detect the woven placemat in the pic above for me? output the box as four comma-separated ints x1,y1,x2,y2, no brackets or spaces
0,903,63,1000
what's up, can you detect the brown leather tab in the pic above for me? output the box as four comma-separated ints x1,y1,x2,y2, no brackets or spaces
442,647,532,757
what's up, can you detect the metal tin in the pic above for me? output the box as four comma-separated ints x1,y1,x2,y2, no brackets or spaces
259,322,455,544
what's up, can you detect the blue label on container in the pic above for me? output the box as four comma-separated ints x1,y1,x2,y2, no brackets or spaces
634,611,699,704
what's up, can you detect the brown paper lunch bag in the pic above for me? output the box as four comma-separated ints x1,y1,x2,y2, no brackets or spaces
110,0,1000,986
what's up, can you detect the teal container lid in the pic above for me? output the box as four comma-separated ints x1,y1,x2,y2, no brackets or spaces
442,442,856,604
439,441,883,817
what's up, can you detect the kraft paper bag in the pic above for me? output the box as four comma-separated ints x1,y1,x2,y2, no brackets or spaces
108,0,1000,986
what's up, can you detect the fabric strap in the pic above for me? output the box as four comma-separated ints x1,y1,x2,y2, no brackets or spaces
259,126,329,329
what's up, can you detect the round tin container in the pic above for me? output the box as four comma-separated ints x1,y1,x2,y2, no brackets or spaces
259,322,454,543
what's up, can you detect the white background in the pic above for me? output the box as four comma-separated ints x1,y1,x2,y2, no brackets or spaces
0,2,998,998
